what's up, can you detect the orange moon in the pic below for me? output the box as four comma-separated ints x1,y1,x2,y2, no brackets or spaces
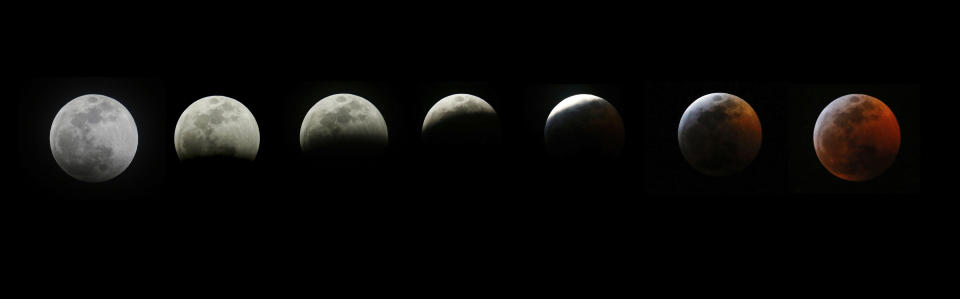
813,94,900,181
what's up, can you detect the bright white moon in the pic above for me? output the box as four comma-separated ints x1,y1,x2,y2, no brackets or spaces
174,95,260,161
50,94,138,182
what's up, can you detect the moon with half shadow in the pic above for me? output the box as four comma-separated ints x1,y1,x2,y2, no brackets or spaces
421,94,500,145
814,94,900,182
50,94,138,182
299,93,388,157
174,95,260,161
544,94,625,158
678,92,762,176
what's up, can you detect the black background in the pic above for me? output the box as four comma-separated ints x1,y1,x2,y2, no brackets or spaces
6,4,948,287
15,55,928,201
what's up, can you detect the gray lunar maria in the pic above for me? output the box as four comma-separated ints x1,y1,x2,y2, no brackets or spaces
174,96,260,161
299,93,388,155
50,94,138,182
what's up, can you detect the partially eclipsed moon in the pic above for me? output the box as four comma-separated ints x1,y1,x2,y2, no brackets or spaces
50,94,138,183
678,93,762,176
544,94,625,158
299,93,388,156
174,95,260,161
814,94,900,181
421,94,500,145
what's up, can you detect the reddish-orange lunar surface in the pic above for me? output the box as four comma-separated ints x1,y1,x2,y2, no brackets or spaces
813,94,900,181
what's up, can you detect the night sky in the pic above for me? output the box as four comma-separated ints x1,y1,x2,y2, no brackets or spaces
10,7,934,203
16,78,924,202
5,5,947,287
7,9,935,229
13,72,932,281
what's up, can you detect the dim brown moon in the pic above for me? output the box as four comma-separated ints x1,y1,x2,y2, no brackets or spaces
813,94,900,181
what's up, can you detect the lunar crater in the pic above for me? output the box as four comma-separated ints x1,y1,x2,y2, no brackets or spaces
50,94,137,182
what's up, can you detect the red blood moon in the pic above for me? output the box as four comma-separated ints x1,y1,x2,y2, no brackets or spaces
813,94,900,182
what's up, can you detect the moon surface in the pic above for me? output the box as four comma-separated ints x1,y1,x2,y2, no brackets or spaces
421,94,500,145
300,93,388,156
544,94,624,157
174,96,260,161
678,93,762,176
814,94,900,181
50,94,138,182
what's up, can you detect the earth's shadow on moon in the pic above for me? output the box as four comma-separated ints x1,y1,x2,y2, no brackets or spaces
813,94,899,182
174,157,258,199
298,139,388,171
544,98,625,160
642,81,788,195
301,137,387,159
421,112,501,146
419,115,504,181
414,116,505,202
419,100,504,175
788,84,920,194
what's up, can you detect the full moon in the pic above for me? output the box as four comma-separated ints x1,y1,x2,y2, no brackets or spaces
544,94,624,158
300,93,388,156
678,93,762,176
814,94,900,181
50,94,138,182
421,94,500,145
174,95,260,161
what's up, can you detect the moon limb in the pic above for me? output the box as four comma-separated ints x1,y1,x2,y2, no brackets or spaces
174,95,260,161
813,94,900,181
49,94,138,182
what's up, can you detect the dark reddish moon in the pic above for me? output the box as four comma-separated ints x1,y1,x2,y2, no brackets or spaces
813,94,900,182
